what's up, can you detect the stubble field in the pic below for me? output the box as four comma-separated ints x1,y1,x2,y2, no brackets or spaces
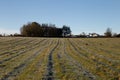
0,37,120,80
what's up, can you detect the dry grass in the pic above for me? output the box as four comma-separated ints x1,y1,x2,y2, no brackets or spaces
0,37,120,80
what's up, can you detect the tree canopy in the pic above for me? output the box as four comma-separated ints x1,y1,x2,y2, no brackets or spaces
20,22,71,37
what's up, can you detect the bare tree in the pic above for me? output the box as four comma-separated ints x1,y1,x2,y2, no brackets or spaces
104,28,112,37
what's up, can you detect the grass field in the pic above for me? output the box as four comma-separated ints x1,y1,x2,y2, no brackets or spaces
0,37,120,80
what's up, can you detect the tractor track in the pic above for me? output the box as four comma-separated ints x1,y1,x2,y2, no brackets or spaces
0,39,46,64
65,39,96,80
0,39,52,80
43,39,59,80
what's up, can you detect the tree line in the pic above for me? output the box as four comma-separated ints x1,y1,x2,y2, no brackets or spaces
20,22,71,37
20,23,119,37
0,22,120,38
73,27,120,38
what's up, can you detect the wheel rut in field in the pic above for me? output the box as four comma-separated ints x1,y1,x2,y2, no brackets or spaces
65,39,96,80
0,38,27,52
0,39,50,80
0,39,45,64
45,39,59,80
64,50,96,80
69,39,118,73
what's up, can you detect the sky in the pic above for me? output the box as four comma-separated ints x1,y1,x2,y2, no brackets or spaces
0,0,120,35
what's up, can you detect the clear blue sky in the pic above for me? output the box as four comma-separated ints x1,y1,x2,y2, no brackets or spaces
0,0,120,35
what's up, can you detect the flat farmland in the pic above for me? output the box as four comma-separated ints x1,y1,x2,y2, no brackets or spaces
0,37,120,80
